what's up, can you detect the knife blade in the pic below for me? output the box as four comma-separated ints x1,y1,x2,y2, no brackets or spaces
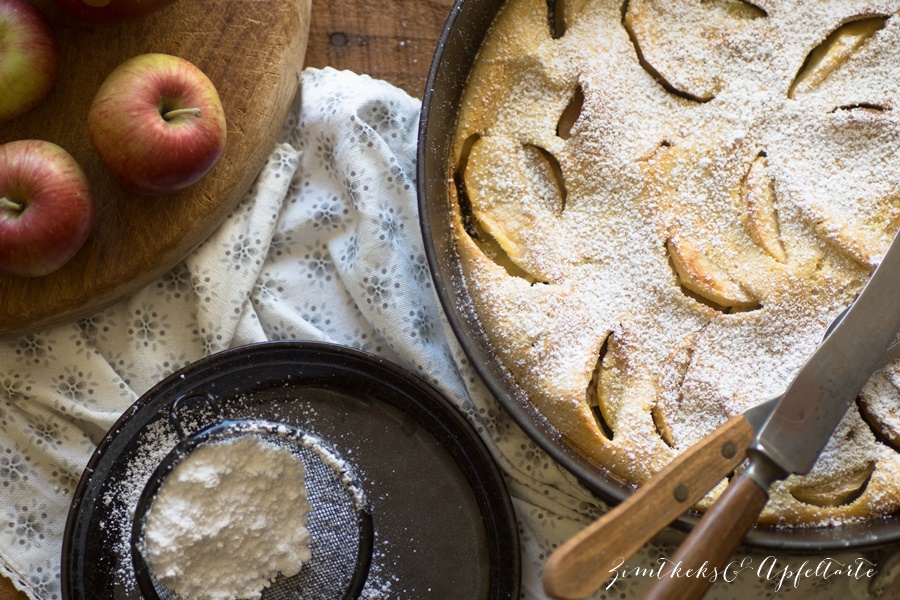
642,230,900,600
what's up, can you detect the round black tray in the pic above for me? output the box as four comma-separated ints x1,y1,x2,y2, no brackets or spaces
62,341,520,598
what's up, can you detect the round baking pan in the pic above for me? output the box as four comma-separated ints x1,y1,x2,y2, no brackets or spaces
61,341,520,598
416,0,900,552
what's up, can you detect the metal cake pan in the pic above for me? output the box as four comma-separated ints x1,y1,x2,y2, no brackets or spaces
416,0,900,552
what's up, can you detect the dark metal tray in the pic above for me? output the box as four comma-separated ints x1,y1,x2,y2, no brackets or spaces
62,341,520,598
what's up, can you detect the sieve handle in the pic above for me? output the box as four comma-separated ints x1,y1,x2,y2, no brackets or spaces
169,391,223,439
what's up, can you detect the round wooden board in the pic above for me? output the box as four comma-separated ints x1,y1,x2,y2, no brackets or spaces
0,0,311,336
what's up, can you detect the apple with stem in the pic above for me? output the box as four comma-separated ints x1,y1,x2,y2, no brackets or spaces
48,0,179,24
88,53,227,195
0,140,94,278
0,0,58,123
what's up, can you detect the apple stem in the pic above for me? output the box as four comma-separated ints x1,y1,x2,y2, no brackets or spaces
163,107,202,121
0,197,23,212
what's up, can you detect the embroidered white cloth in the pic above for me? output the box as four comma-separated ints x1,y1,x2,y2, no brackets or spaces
0,67,896,599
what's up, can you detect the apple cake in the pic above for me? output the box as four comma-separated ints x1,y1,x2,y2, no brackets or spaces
449,0,900,525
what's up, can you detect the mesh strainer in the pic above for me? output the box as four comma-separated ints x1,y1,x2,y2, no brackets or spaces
130,392,373,600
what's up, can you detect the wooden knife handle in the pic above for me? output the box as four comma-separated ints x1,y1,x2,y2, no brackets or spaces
642,473,768,600
542,413,755,600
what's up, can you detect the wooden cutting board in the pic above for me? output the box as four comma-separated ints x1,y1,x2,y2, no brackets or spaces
0,0,311,336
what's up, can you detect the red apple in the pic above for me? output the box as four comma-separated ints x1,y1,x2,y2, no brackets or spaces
0,140,94,278
47,0,179,23
0,0,58,123
88,53,227,195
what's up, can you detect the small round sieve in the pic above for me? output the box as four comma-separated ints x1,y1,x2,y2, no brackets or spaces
130,392,373,600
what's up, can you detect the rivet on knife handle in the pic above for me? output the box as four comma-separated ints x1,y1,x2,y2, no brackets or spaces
641,471,770,600
542,413,756,600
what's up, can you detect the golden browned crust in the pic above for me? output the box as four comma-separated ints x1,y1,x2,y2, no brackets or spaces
450,0,900,525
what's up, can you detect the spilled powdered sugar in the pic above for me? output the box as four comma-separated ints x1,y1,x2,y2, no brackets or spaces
102,418,180,592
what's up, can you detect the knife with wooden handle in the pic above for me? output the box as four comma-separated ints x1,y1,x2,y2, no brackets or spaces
542,407,760,600
542,285,900,600
642,228,900,599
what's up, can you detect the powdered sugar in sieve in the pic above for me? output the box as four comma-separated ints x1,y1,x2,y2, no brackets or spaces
130,392,373,600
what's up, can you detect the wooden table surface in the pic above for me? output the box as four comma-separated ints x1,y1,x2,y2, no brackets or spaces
0,0,453,598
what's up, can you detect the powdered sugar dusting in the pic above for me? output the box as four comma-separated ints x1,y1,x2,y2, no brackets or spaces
451,0,900,525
